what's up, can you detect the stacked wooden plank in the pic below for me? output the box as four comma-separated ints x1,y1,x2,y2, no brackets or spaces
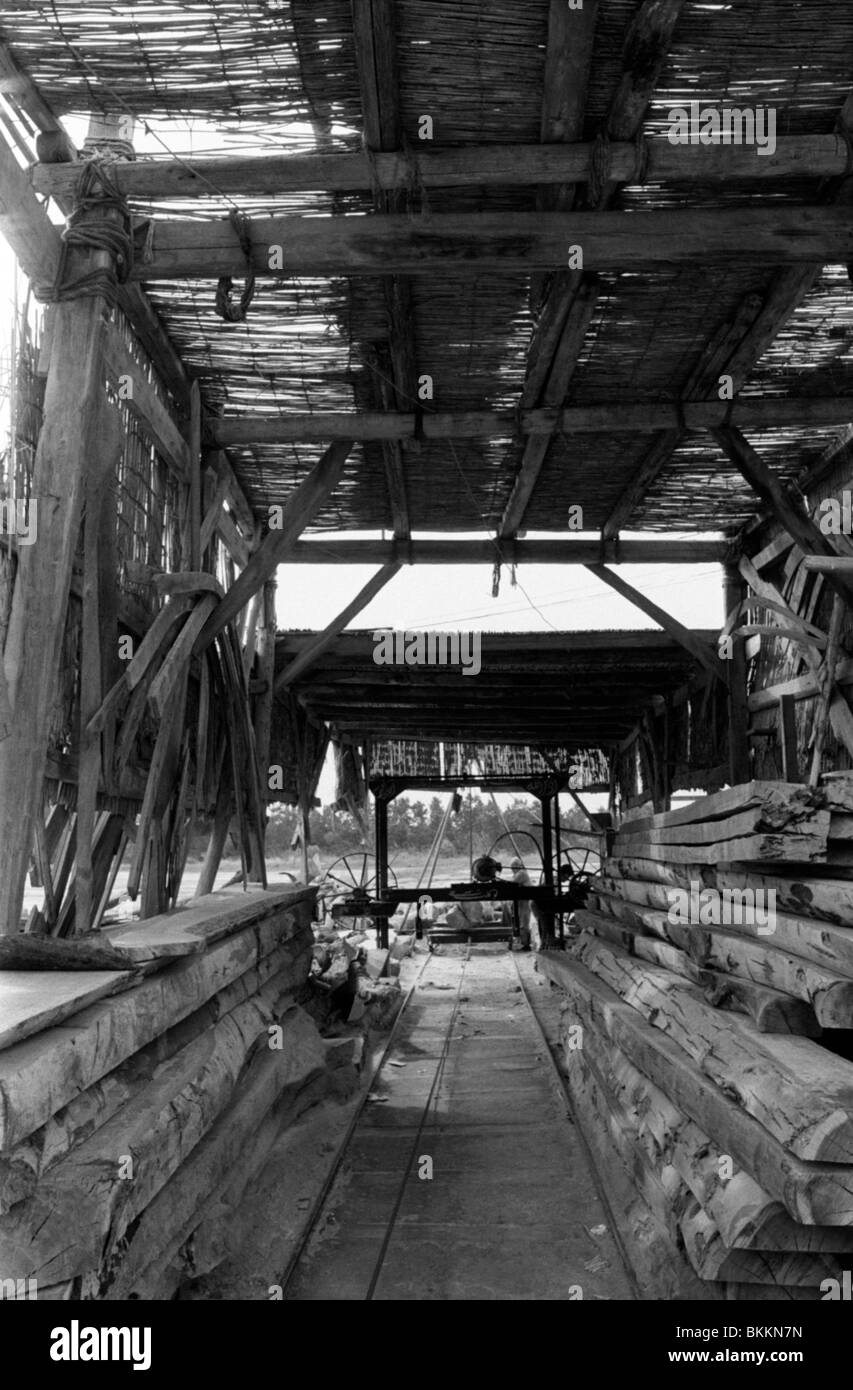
543,778,853,1300
0,883,331,1300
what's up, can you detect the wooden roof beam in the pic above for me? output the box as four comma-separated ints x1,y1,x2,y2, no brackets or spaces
584,563,726,683
30,135,853,201
132,208,853,279
280,538,728,565
208,394,853,447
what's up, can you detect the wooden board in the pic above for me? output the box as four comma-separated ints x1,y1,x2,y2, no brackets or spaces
99,884,312,962
0,913,302,1149
567,935,853,1163
610,831,828,864
0,970,133,1051
538,953,853,1226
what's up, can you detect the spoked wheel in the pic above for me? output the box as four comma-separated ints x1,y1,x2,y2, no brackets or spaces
319,853,398,930
487,830,545,878
560,843,603,882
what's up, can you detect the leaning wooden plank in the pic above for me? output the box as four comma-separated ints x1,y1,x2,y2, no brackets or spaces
0,970,134,1051
539,953,853,1225
153,572,224,600
568,934,853,1162
0,910,299,1149
0,931,310,1213
102,1005,327,1298
586,1019,852,1254
613,804,829,849
0,973,296,1284
147,594,217,721
609,831,828,864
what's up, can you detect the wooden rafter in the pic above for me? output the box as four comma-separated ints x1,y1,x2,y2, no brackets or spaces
133,207,853,281
207,393,853,446
30,135,853,201
352,0,411,541
500,0,684,538
275,562,401,692
279,538,728,565
194,440,353,652
584,565,726,683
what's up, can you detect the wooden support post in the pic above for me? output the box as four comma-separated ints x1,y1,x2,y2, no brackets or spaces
374,791,390,951
195,768,232,898
810,595,846,787
779,694,800,783
724,565,751,786
540,792,555,950
0,241,115,932
253,580,277,801
188,381,202,572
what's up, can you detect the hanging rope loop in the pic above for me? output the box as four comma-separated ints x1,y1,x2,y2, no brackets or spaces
215,210,256,323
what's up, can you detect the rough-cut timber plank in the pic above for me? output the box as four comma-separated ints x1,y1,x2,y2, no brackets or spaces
609,831,829,865
608,858,853,927
612,804,829,848
619,780,830,835
594,876,853,984
102,1005,326,1298
580,905,821,1036
0,936,138,974
540,953,853,1225
103,326,190,480
566,1045,718,1301
0,970,134,1051
584,1017,853,1254
0,933,307,1212
139,208,853,279
568,935,853,1162
100,884,312,962
0,973,297,1284
0,908,303,1148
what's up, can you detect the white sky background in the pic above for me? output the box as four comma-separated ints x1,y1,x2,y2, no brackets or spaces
0,112,727,807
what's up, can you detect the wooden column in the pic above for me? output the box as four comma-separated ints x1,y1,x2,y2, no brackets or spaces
539,792,556,950
374,790,390,951
725,565,751,786
0,284,114,932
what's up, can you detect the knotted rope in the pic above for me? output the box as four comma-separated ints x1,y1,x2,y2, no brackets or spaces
215,210,256,323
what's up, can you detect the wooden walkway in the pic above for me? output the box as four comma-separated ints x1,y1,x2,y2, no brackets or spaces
284,946,634,1301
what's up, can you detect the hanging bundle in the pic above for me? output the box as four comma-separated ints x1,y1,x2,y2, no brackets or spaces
215,210,256,323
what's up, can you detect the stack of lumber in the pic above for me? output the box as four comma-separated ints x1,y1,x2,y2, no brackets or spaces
541,778,853,1301
0,882,333,1300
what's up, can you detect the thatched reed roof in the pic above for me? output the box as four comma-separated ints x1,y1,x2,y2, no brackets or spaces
4,0,853,541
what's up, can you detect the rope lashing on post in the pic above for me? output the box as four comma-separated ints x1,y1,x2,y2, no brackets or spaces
36,160,134,306
215,210,256,323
